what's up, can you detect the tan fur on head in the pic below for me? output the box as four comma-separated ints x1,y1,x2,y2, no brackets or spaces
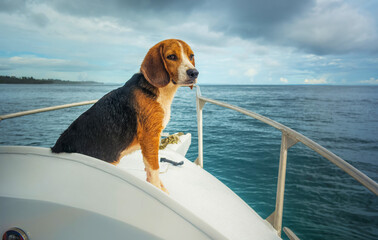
141,39,197,88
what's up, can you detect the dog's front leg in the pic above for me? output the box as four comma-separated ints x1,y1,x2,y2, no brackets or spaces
138,127,169,194
144,159,168,194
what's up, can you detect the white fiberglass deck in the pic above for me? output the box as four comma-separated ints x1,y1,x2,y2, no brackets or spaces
0,134,280,240
119,135,280,240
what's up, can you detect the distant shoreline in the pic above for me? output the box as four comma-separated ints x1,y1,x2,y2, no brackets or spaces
0,76,101,84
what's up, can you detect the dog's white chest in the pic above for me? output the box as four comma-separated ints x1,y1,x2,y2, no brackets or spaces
160,103,171,129
157,84,178,130
157,95,173,129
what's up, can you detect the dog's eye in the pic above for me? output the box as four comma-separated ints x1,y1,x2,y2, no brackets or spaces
167,54,177,61
189,54,194,61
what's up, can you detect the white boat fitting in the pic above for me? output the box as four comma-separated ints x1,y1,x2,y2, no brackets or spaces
1,85,377,240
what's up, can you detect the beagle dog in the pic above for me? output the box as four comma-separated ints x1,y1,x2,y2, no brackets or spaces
52,39,198,193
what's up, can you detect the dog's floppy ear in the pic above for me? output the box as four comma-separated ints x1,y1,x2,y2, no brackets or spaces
141,43,170,88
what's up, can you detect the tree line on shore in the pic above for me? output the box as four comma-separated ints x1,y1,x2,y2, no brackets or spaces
0,75,98,84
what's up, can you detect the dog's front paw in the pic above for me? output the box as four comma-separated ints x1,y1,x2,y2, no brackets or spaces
145,168,169,194
159,181,169,194
148,177,169,194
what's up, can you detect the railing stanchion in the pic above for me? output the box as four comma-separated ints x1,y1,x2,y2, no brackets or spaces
271,133,297,236
267,133,298,235
195,86,205,168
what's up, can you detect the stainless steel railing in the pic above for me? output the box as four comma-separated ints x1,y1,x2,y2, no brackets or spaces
194,85,378,238
0,100,98,122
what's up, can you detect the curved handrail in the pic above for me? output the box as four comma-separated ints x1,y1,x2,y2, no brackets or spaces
196,95,378,195
194,85,378,237
0,100,98,122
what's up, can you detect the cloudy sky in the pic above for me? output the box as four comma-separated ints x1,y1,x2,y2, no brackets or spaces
0,0,377,84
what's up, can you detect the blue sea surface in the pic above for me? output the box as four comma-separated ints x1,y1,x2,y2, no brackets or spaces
1,83,377,239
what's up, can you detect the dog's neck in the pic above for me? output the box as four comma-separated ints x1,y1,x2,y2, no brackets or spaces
158,82,179,103
157,82,179,129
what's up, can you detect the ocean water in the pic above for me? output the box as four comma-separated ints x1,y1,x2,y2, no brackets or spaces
0,83,377,240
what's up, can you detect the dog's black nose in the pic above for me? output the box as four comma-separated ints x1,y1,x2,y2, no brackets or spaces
187,68,199,79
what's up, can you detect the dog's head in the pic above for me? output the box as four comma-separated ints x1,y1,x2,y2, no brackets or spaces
141,39,199,88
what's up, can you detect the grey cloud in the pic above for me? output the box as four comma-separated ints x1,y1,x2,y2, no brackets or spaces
29,12,49,27
278,1,378,55
0,56,102,72
207,0,315,37
0,0,27,13
0,0,49,27
35,0,315,46
20,0,378,55
204,0,378,55
42,0,204,45
46,0,202,19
